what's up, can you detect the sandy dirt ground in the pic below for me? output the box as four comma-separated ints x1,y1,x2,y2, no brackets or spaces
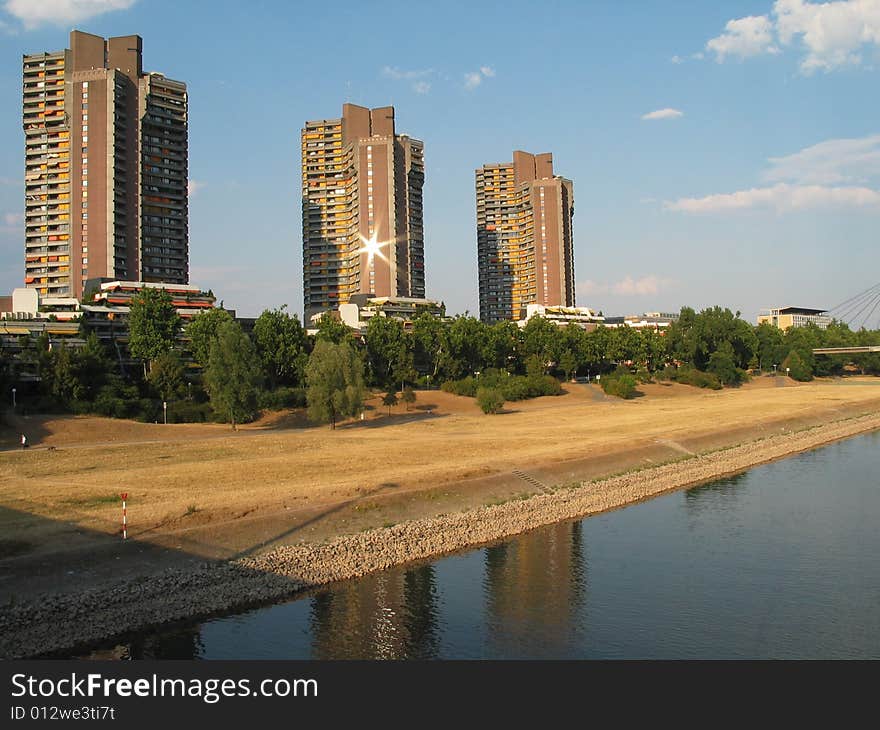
0,375,879,604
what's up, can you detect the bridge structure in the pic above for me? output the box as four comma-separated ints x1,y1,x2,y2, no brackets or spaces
813,346,880,355
827,281,880,331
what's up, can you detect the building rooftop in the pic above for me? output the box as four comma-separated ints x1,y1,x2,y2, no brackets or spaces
763,306,828,316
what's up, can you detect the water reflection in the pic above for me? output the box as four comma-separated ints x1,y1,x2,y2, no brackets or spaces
309,565,441,659
483,522,587,657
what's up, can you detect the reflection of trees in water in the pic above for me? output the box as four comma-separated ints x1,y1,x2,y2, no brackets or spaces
683,472,749,512
483,520,588,656
308,564,440,659
92,626,205,660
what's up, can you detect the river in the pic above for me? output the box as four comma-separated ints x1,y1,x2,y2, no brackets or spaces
85,431,880,659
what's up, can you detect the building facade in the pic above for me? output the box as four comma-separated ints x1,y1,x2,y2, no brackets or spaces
22,30,188,300
757,307,832,330
476,151,575,324
301,103,425,320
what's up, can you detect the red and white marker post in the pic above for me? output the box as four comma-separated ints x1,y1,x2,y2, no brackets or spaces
120,492,128,540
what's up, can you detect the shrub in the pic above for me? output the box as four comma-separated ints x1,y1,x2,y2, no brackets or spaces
166,400,215,423
441,376,478,397
600,373,638,399
659,366,723,390
257,387,307,410
476,387,505,414
442,372,563,401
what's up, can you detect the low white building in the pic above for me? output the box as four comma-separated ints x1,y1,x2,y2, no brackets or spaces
518,303,605,329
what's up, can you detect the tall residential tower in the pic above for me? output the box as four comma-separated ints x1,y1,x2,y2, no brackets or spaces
301,103,425,319
22,30,188,299
476,151,575,323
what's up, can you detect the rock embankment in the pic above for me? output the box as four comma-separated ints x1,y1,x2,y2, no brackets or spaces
2,413,879,659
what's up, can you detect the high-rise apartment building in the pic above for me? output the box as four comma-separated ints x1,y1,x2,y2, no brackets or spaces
301,103,425,318
476,151,575,323
22,30,188,299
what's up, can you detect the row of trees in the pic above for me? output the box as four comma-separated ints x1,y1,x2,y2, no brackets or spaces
5,292,879,427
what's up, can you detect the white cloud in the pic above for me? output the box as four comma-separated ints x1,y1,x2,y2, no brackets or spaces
706,14,780,60
641,107,684,121
665,182,880,213
3,212,23,227
464,66,496,90
3,0,136,30
187,180,206,197
764,133,880,184
464,71,483,90
613,275,668,296
577,275,670,297
704,1,880,72
381,66,432,81
671,55,684,64
775,0,880,72
382,66,434,94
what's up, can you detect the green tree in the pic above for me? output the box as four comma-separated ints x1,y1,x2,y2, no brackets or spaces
412,312,445,378
782,325,818,375
441,316,488,380
148,351,186,401
314,313,353,344
582,326,612,373
559,349,578,381
186,308,233,368
521,316,561,369
305,340,366,429
402,386,416,411
525,354,545,380
754,321,785,372
252,305,309,387
483,320,521,370
365,316,408,389
476,386,505,414
128,288,180,375
382,390,398,415
204,320,263,429
707,342,740,386
782,349,813,382
49,345,83,405
642,328,668,372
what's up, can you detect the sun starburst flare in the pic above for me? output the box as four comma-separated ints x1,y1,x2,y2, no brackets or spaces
358,233,389,263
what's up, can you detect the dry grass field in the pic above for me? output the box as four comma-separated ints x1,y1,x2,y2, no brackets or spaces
1,376,879,593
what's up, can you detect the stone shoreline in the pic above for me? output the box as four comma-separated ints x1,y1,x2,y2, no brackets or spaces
2,412,879,659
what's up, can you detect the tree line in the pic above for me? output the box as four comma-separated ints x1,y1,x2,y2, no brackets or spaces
3,293,878,427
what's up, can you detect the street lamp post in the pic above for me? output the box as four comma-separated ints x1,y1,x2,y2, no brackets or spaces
11,388,16,409
163,401,167,425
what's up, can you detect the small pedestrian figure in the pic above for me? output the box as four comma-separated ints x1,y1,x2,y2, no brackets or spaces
20,433,27,450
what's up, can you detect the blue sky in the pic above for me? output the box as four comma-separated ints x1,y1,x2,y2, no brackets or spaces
1,0,879,324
